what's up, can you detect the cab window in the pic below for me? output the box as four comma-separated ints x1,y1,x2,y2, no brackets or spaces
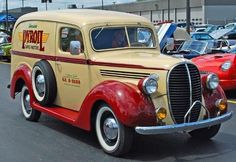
60,27,84,53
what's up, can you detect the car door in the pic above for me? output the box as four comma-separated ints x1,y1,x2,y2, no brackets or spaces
54,23,90,111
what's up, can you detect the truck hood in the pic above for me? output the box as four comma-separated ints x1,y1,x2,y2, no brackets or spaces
92,51,187,71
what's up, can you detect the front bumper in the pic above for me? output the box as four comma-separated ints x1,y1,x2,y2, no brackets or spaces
135,111,233,135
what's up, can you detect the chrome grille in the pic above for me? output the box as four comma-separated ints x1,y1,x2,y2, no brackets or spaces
168,63,201,124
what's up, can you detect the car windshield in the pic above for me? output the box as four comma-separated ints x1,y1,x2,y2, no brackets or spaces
180,40,209,54
91,26,156,50
191,33,213,40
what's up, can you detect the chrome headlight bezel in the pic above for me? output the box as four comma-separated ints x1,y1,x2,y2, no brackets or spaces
206,73,219,90
221,61,232,71
142,74,159,95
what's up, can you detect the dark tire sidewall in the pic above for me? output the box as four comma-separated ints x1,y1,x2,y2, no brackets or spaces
189,124,221,139
32,60,57,106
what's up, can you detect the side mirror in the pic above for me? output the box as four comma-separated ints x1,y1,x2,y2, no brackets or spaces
70,41,81,55
165,38,174,51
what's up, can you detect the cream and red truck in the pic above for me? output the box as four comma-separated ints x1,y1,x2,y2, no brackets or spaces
9,9,232,156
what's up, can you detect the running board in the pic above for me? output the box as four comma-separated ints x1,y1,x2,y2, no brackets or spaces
32,102,79,125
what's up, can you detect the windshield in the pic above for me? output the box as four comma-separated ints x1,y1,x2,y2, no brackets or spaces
91,27,156,50
180,40,209,54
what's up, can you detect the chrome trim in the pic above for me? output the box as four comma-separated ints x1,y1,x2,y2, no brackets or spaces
185,63,192,123
103,118,118,140
100,69,150,79
142,74,159,95
135,111,233,135
167,62,201,124
184,100,210,123
206,73,219,90
166,62,188,124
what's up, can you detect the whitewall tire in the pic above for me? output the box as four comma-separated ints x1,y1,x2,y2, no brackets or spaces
21,85,41,121
95,104,134,156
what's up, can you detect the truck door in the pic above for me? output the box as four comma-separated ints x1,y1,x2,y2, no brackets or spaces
54,23,89,111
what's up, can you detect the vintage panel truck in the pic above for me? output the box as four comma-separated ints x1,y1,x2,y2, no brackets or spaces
9,9,232,156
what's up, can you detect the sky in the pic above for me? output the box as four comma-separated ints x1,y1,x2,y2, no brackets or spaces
0,0,136,11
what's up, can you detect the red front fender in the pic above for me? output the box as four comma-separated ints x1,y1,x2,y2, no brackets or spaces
75,80,157,131
201,74,228,116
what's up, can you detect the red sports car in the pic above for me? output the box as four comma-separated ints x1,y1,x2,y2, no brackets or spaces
192,52,236,91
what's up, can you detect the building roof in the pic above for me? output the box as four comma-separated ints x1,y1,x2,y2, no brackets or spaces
15,9,150,27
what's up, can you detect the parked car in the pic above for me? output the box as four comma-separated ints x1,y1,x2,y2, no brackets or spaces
194,24,213,32
176,22,195,31
204,25,224,33
0,35,11,61
9,9,232,156
167,40,214,59
211,27,236,40
195,28,206,32
191,32,214,40
167,39,236,59
156,23,191,51
192,52,236,91
225,22,236,29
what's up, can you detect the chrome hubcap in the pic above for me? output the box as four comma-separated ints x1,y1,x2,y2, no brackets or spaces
23,93,31,114
103,118,118,140
36,74,45,96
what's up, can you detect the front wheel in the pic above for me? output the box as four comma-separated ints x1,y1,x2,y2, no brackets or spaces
21,85,41,121
95,104,134,156
189,124,221,139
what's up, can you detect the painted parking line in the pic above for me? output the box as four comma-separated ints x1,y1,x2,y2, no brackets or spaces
0,61,10,65
227,100,236,104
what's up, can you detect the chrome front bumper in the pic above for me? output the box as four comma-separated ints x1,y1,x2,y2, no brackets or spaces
135,111,233,135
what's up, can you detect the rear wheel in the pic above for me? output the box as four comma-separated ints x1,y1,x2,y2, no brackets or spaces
189,124,221,139
95,104,134,156
21,85,41,121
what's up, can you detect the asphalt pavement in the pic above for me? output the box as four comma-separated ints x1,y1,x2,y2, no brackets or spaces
0,62,236,162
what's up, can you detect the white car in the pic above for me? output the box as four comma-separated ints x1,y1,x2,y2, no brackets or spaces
225,22,236,29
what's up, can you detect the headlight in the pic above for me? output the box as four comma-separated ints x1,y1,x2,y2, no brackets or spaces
206,73,219,90
138,74,159,95
221,61,232,71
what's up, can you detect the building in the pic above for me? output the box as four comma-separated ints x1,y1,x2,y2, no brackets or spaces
2,7,38,19
91,0,236,25
0,7,37,30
